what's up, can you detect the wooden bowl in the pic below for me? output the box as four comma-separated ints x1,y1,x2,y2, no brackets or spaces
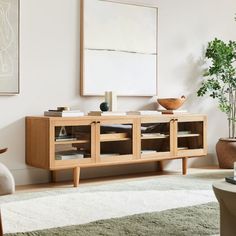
0,148,8,154
157,96,186,110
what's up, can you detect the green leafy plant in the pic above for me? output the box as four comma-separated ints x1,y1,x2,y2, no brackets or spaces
197,38,236,138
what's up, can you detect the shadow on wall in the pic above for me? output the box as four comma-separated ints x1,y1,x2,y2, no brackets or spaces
160,51,222,168
190,153,218,167
182,52,206,111
138,100,157,110
183,52,228,166
162,153,218,171
50,162,158,183
181,52,220,114
0,117,51,185
0,118,25,168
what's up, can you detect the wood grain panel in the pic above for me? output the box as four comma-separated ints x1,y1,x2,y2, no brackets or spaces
26,117,50,169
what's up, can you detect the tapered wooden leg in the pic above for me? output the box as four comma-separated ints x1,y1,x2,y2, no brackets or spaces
182,157,188,175
73,167,80,187
157,161,163,172
0,210,3,236
50,170,57,183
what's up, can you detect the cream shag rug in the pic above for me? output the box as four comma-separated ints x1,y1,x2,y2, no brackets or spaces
0,170,231,234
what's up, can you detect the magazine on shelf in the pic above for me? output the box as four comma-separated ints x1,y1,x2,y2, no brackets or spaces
177,147,189,150
141,133,167,137
55,136,77,142
177,131,191,135
88,111,126,116
126,110,161,115
44,110,84,117
141,150,157,154
55,150,84,160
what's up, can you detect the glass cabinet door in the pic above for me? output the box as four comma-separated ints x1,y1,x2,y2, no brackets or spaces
140,118,172,158
176,117,207,156
97,119,136,162
52,121,96,167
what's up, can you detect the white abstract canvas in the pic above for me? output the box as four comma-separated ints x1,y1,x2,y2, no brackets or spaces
0,0,19,94
82,0,157,96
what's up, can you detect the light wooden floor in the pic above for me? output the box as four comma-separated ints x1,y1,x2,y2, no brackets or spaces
16,171,173,192
16,167,221,193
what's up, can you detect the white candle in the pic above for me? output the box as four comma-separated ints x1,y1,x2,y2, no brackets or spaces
111,91,117,111
105,91,110,104
104,91,117,111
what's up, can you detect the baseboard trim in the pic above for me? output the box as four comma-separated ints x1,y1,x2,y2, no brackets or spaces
12,162,158,186
11,168,50,186
11,157,213,186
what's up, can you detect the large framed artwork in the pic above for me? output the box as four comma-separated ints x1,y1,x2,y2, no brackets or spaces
80,0,157,96
0,0,19,95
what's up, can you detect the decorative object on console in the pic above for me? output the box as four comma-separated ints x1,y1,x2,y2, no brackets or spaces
0,0,19,95
54,126,78,142
0,148,7,154
100,102,109,112
157,96,186,110
57,106,70,111
197,38,236,168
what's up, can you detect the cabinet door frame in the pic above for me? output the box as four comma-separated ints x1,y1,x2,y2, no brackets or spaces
174,115,207,157
96,117,137,163
50,118,96,169
140,116,174,159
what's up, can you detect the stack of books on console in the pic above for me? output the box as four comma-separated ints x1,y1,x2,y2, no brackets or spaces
44,109,84,117
88,111,126,116
126,110,161,115
158,110,188,114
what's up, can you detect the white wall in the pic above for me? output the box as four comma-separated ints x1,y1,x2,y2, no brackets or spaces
0,0,236,185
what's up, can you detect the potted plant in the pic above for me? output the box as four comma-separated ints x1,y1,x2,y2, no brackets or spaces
197,38,236,168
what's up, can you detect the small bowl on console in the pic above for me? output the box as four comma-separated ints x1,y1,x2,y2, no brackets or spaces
157,96,186,110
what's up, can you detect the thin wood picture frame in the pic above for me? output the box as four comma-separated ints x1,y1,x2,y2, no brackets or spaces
0,0,20,95
80,0,158,96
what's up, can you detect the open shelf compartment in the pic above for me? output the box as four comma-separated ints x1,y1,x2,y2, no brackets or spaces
141,122,171,155
54,125,92,161
177,121,204,150
99,124,133,158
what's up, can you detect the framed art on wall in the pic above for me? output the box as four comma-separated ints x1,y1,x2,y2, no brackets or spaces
80,0,158,96
0,0,19,95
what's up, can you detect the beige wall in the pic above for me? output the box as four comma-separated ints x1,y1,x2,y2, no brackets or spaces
0,0,235,185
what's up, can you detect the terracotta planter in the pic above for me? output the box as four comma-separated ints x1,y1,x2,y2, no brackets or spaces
216,138,236,168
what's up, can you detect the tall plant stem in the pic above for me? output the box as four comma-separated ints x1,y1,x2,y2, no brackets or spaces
229,90,232,138
233,89,236,138
231,89,234,138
